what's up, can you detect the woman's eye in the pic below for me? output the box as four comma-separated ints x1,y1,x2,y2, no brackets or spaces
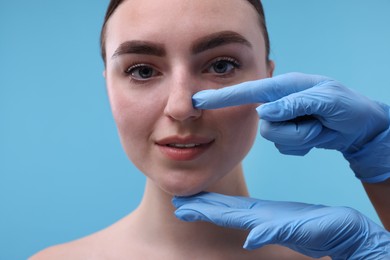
206,57,241,75
125,64,160,81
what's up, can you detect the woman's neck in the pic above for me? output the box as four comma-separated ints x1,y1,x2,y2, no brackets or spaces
132,164,250,253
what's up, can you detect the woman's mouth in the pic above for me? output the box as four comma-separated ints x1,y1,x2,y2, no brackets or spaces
166,143,201,148
156,136,214,161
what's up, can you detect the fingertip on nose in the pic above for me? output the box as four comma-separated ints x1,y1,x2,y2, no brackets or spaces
165,94,202,121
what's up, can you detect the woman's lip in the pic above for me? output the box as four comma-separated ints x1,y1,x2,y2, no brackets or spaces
155,136,214,161
157,142,213,161
155,136,214,146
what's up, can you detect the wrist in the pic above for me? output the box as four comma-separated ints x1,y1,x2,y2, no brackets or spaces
343,108,390,183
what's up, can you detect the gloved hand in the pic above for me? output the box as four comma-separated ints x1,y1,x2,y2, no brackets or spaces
192,73,390,183
173,192,390,260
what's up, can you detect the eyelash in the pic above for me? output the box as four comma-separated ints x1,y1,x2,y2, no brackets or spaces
124,56,241,84
124,63,160,84
204,56,241,76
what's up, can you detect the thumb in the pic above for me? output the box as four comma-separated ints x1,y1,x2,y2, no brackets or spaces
259,118,323,146
243,222,283,250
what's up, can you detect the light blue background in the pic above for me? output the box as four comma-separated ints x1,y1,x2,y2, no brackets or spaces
1,1,389,259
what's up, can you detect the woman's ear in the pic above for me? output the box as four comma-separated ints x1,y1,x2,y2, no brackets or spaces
267,60,275,77
102,70,107,78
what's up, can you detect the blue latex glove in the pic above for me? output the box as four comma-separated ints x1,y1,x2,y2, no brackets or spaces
173,192,390,259
193,73,390,183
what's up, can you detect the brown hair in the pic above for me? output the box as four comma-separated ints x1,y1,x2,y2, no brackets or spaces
100,0,270,65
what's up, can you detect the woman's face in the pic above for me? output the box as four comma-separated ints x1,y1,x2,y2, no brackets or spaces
104,0,272,196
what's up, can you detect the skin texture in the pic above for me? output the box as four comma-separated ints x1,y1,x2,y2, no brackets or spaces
30,0,332,259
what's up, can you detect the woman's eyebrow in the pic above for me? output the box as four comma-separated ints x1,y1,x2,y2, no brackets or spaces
111,31,251,59
191,31,252,54
111,40,166,59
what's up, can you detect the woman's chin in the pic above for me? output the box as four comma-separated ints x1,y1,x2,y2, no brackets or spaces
158,178,213,197
147,166,240,197
165,184,206,197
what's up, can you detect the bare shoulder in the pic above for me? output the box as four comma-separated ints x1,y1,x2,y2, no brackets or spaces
29,215,134,260
30,244,79,260
29,235,102,260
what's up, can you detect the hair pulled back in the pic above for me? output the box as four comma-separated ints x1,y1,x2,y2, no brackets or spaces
100,0,270,65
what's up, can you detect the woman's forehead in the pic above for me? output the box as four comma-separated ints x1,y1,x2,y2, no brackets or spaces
105,0,262,55
111,0,258,24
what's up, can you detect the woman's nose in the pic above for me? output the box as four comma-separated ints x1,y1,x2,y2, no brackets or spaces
164,79,202,122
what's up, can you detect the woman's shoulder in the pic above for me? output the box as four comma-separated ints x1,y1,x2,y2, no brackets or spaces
30,215,133,260
29,237,98,260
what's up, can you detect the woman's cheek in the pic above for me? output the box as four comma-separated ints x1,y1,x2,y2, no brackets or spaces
107,83,159,157
223,104,259,127
216,103,259,152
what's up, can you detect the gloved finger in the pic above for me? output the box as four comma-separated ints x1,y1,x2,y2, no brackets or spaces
173,192,320,212
192,72,331,110
274,129,343,154
257,82,347,122
259,119,323,146
274,144,312,156
243,222,285,250
172,192,259,209
174,203,259,230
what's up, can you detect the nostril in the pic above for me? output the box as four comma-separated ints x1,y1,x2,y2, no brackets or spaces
164,95,202,121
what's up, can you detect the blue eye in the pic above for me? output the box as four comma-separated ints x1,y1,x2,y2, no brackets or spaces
125,64,160,81
207,57,241,75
